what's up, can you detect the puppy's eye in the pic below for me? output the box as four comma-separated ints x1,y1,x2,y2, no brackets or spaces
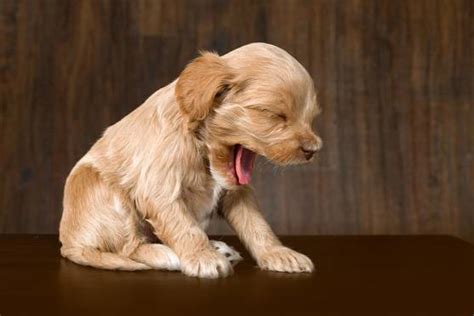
250,107,287,121
267,110,287,122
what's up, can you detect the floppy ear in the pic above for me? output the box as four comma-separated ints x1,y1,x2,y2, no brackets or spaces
175,52,235,127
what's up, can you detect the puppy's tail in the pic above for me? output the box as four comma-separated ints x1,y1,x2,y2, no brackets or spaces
61,246,151,271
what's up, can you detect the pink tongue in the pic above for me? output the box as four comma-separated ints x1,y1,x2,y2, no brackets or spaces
234,145,256,185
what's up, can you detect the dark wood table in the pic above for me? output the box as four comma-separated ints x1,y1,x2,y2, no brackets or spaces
0,235,472,315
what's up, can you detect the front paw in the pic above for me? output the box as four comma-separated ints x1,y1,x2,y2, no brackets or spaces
180,247,233,278
257,246,314,273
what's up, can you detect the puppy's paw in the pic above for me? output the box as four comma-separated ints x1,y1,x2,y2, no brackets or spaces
210,240,243,266
180,247,233,278
257,246,314,273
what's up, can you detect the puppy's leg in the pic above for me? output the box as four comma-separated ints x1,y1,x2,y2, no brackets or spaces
141,200,233,278
61,246,151,270
210,240,243,266
221,187,314,273
129,244,180,271
60,164,150,271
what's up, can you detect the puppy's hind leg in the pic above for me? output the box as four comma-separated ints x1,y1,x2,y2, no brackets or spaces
129,244,181,271
60,163,151,271
61,246,151,271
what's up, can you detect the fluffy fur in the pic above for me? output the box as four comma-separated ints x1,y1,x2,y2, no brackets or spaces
59,43,322,278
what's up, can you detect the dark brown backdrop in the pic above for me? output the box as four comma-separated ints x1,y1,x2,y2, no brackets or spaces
1,0,473,241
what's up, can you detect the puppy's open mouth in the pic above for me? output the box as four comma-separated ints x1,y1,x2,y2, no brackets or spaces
232,144,257,185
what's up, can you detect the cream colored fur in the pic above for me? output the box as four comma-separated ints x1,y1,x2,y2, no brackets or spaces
59,43,322,278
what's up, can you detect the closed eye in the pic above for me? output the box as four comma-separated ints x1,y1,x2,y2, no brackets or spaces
248,106,287,121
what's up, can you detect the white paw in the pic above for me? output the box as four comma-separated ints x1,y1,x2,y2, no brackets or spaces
210,240,243,266
180,247,233,278
257,246,314,273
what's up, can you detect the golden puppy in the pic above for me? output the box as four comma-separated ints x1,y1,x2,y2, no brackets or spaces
59,43,322,278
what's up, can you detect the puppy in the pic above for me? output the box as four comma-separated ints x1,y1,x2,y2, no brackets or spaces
59,43,322,278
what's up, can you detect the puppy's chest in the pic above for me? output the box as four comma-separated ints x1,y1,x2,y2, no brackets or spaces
182,177,223,229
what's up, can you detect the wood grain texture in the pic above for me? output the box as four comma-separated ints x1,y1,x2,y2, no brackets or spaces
1,0,473,241
1,235,473,315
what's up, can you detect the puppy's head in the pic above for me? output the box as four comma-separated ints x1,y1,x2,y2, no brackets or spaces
176,43,322,188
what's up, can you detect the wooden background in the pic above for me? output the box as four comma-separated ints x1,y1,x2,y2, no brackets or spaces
1,0,473,242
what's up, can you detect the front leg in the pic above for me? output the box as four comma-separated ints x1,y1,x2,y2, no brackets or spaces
221,186,314,273
142,199,232,278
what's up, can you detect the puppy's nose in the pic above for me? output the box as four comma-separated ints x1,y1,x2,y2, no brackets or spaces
301,147,316,160
300,137,322,160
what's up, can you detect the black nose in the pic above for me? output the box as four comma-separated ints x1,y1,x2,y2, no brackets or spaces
300,138,322,160
301,147,317,160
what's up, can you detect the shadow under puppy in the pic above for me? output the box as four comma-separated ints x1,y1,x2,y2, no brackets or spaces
59,43,322,278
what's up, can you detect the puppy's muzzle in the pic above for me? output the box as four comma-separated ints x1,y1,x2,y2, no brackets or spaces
300,136,322,160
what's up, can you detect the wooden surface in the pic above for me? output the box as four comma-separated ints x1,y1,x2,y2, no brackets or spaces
0,235,472,315
0,1,473,241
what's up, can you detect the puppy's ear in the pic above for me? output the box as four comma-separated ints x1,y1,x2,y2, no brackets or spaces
176,52,235,127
